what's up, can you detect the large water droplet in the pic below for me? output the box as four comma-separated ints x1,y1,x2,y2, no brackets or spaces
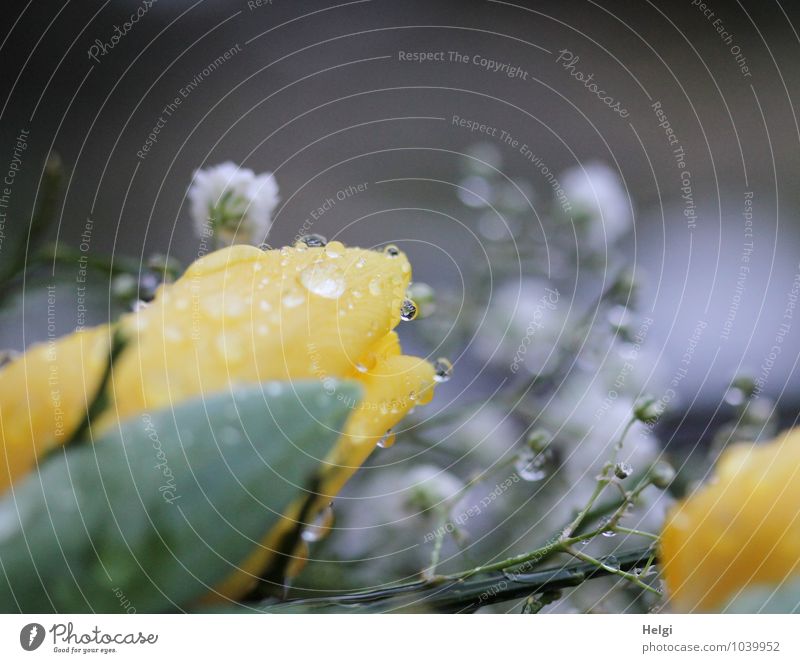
384,244,400,257
433,357,453,383
302,504,334,542
514,449,547,481
299,262,346,299
298,233,327,248
400,298,418,321
604,555,621,572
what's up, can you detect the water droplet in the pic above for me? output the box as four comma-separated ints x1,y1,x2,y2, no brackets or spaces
384,244,400,257
433,357,453,383
377,430,396,448
282,291,306,308
604,555,621,571
298,233,327,248
400,298,418,321
132,300,148,312
325,241,344,258
355,362,368,373
614,462,633,480
299,262,346,299
368,277,383,296
600,517,617,537
302,504,334,543
356,257,367,269
514,449,547,481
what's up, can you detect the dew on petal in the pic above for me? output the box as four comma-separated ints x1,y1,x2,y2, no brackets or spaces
298,262,346,299
282,291,306,308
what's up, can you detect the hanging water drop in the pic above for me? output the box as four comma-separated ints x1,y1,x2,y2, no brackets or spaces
400,298,418,321
433,357,453,383
600,517,617,537
614,462,633,480
302,504,334,543
604,555,621,571
377,430,396,448
514,449,547,481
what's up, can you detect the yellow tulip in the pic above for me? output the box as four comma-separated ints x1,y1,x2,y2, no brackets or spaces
661,428,800,612
0,242,436,600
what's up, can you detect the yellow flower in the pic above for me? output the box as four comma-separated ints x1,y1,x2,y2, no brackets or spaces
661,428,800,612
0,242,436,599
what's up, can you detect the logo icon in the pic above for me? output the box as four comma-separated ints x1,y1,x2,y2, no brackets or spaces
20,623,45,651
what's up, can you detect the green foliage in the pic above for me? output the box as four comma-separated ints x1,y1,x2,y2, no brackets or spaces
0,379,359,612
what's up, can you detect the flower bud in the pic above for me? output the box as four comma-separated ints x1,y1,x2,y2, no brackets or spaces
406,282,436,318
634,396,663,424
649,461,676,489
526,428,552,454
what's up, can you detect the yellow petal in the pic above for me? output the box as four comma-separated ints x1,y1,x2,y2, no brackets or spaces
0,242,437,602
0,326,110,493
661,428,800,612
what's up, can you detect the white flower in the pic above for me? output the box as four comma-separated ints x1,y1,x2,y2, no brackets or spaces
188,161,279,245
473,278,565,375
327,465,465,579
561,162,631,246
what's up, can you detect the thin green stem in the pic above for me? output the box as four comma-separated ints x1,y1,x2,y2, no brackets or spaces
423,514,447,580
567,547,661,596
564,417,636,537
614,526,660,541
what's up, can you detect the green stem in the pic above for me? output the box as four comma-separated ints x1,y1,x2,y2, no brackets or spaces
564,417,635,537
248,547,657,613
567,547,661,596
614,526,660,541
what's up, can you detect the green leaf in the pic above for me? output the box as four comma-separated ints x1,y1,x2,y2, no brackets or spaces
0,379,360,612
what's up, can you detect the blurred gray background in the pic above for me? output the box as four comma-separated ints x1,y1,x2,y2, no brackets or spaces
2,0,800,436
